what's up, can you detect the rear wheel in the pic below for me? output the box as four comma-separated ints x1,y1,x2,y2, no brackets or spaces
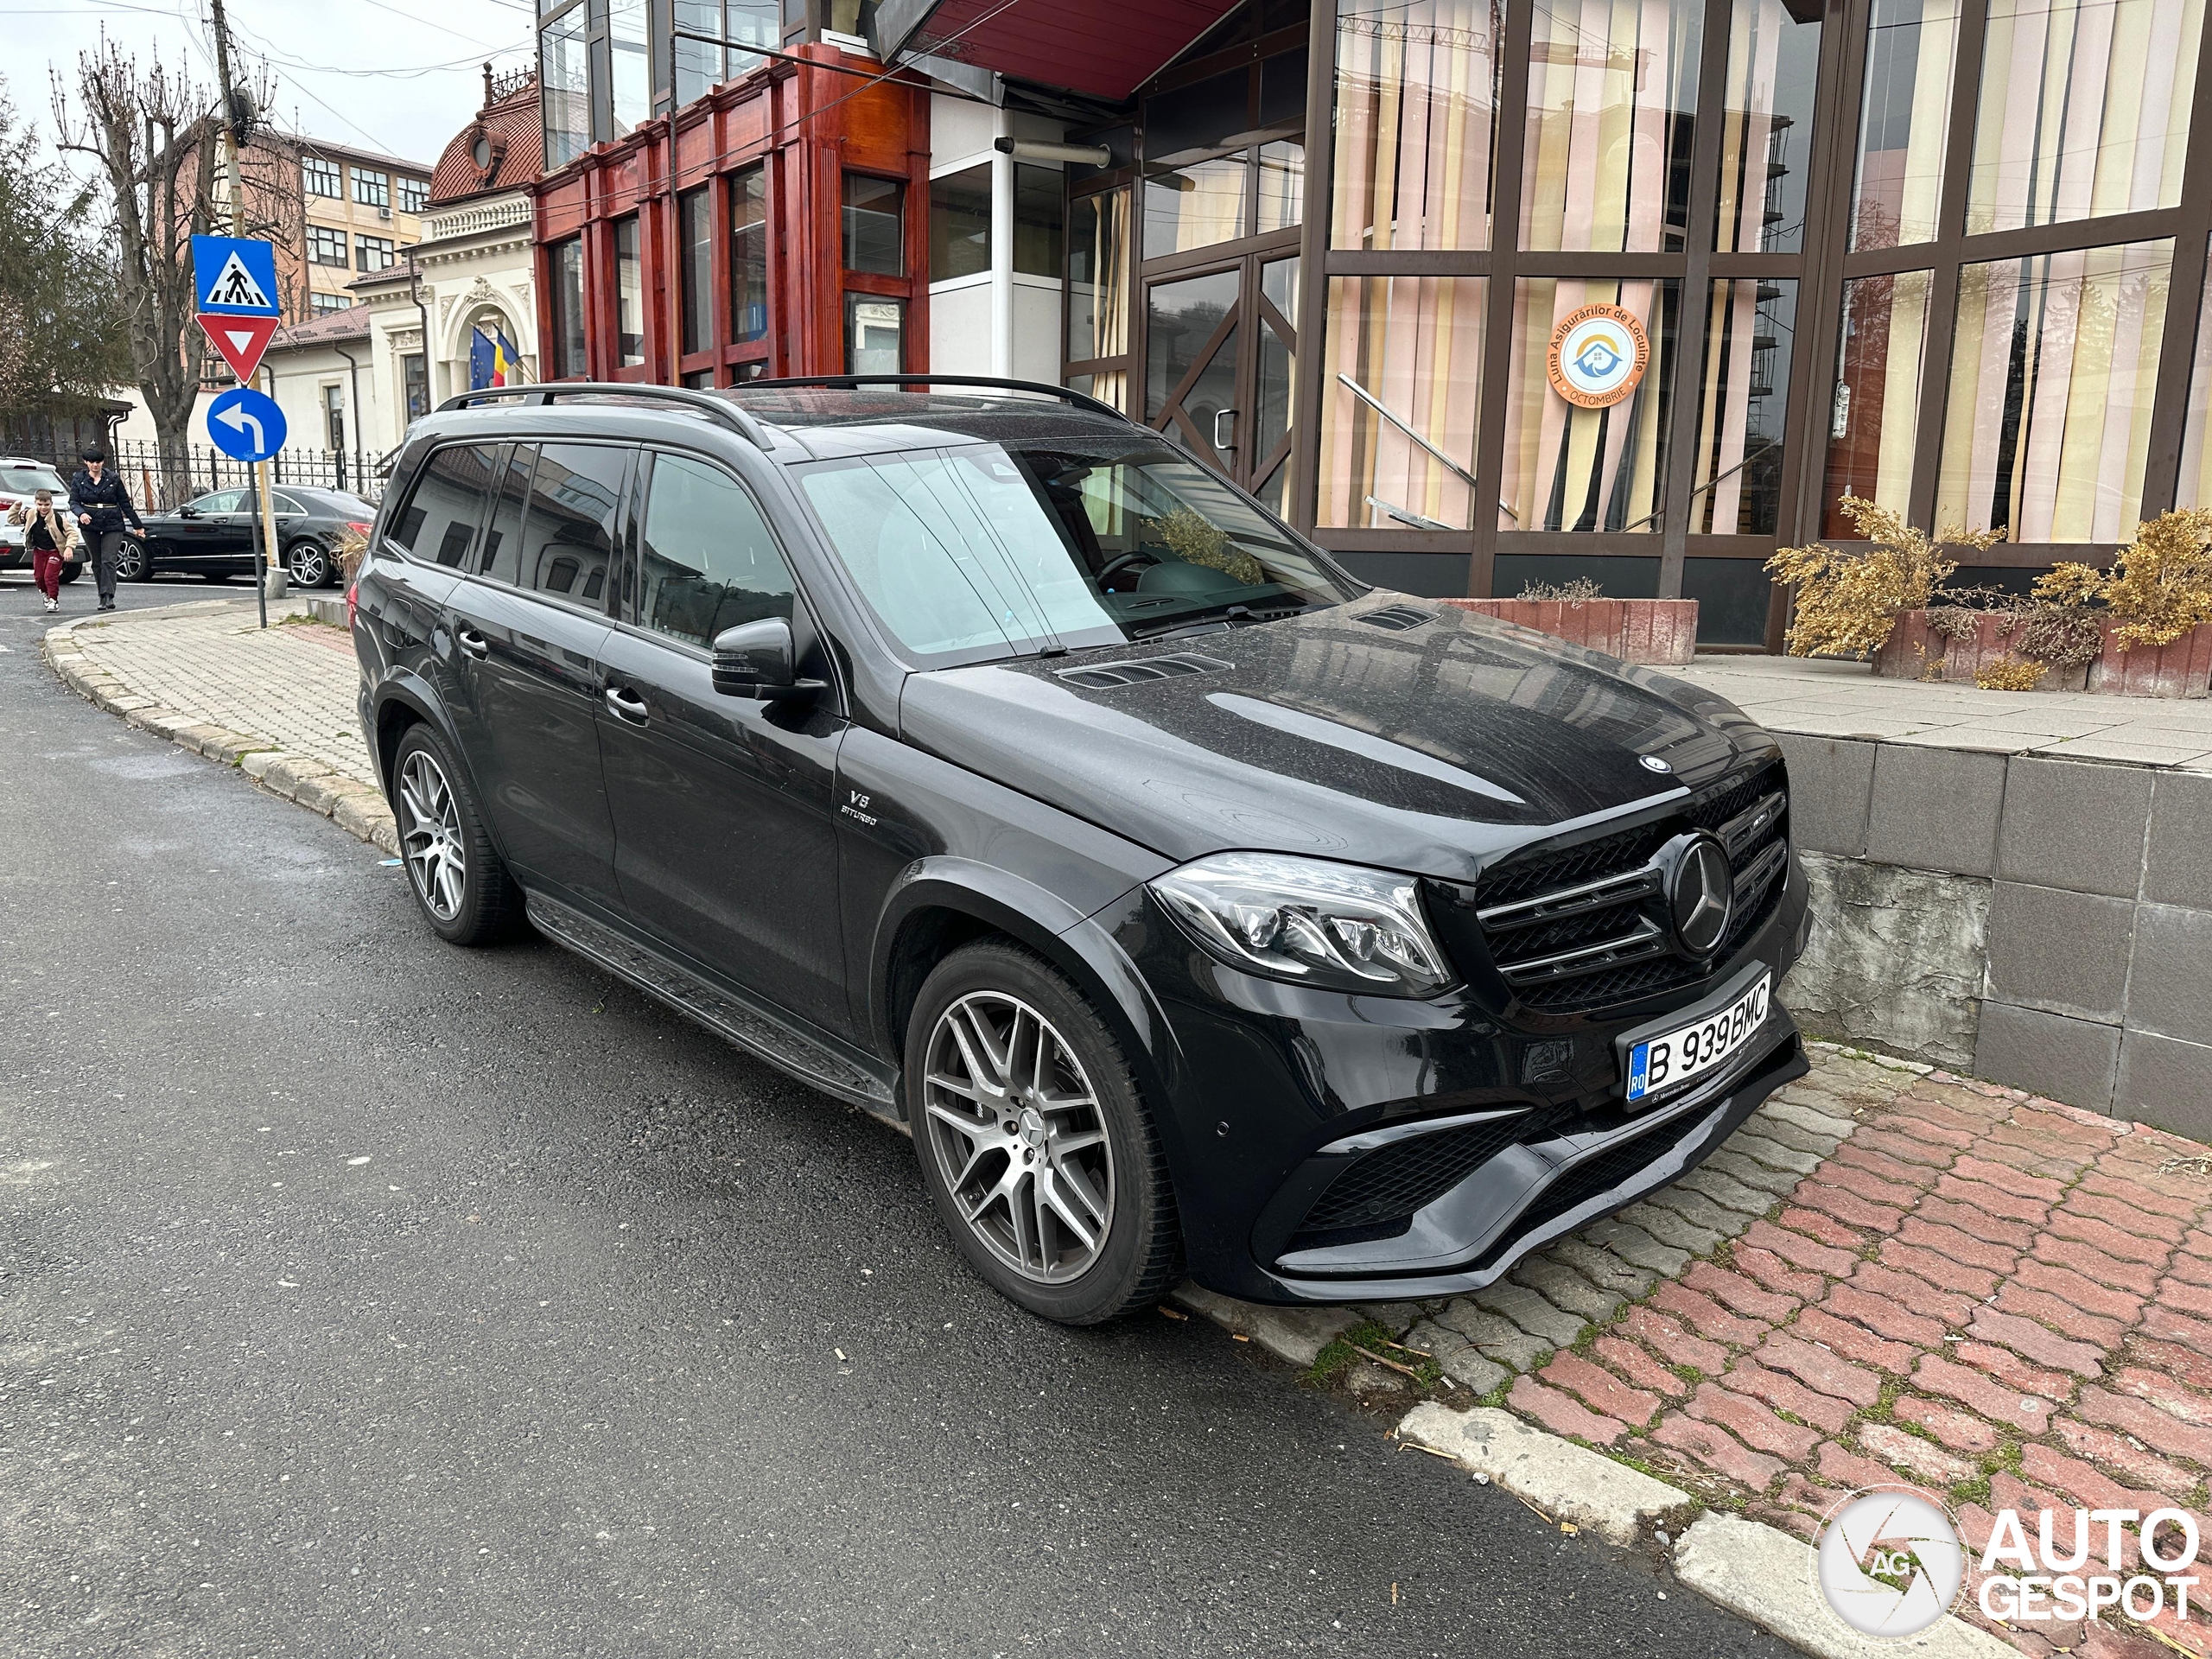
390,724,520,945
287,538,331,588
906,942,1180,1324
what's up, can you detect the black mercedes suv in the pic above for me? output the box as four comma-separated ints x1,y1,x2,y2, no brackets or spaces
350,378,1809,1325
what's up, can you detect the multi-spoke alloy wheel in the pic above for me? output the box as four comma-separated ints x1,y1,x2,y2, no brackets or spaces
921,990,1116,1284
397,747,466,922
287,540,329,588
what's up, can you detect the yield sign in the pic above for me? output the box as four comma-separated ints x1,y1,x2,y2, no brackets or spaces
197,312,281,383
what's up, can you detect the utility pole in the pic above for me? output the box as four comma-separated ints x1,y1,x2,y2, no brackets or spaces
207,0,283,626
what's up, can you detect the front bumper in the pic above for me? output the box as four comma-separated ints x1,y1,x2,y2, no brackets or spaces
1099,844,1811,1306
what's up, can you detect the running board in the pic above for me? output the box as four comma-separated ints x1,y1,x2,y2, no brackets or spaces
524,891,902,1122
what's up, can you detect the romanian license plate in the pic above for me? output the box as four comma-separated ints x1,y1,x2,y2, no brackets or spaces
1625,972,1771,1103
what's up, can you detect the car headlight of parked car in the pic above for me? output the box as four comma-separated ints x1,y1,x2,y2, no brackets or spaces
1148,851,1456,998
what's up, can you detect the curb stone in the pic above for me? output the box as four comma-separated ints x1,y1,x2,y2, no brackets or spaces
1397,1402,1686,1546
1168,1283,1357,1368
1672,1513,2013,1659
41,607,398,857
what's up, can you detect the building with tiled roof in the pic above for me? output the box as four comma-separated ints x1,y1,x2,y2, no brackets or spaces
352,65,542,452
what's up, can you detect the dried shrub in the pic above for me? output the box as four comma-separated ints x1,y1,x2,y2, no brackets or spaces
1766,497,2005,658
1517,576,1605,602
1974,655,2047,691
1158,506,1262,585
2098,507,2212,650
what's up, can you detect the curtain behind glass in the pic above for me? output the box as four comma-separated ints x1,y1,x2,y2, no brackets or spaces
1692,279,1797,534
1713,0,1822,253
1501,279,1680,531
1825,270,1931,535
1521,0,1702,253
1850,0,1961,250
1967,0,2204,235
1938,239,2173,541
1318,275,1485,529
1332,0,1503,251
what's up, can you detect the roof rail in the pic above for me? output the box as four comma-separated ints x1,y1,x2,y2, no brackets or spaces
735,373,1132,425
434,382,772,450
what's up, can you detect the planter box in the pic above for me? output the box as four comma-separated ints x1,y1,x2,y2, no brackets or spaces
1441,598,1699,666
1872,611,2088,691
2086,621,2212,698
1875,610,2212,696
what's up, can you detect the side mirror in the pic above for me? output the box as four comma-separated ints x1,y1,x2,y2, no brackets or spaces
177,505,198,518
710,616,824,702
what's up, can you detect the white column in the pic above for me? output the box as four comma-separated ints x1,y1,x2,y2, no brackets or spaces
990,105,1014,378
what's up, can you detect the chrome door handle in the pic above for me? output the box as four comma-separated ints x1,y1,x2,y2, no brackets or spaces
455,626,489,658
1212,408,1236,453
604,685,650,725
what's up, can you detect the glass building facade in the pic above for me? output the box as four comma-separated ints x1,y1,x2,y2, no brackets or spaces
1047,0,2212,645
535,0,2212,646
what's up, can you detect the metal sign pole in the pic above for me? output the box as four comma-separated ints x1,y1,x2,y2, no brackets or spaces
210,0,282,627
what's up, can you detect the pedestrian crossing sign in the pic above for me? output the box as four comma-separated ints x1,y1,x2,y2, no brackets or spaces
191,235,280,316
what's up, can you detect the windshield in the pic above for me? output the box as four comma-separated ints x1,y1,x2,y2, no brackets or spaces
795,435,1362,665
0,464,66,495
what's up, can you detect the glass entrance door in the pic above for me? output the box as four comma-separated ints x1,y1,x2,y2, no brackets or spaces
1145,254,1300,513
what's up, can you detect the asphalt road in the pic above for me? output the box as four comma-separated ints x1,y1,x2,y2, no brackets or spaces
0,588,1794,1658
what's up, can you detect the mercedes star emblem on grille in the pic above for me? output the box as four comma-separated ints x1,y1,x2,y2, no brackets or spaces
1640,754,1673,773
1669,834,1734,957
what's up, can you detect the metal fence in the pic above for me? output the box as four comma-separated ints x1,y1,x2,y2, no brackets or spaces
14,439,389,512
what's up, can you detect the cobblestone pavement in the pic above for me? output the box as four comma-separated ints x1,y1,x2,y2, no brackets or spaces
1349,1047,2212,1659
61,598,374,785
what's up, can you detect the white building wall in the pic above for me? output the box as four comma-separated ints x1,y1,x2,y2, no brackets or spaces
926,92,1066,385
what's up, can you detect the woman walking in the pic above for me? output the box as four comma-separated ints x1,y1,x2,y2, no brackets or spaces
67,447,144,613
8,488,79,612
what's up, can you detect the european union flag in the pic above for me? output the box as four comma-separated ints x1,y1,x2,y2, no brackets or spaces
469,327,523,390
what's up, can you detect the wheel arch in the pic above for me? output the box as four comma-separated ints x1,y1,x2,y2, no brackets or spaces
368,680,509,861
872,863,1184,1126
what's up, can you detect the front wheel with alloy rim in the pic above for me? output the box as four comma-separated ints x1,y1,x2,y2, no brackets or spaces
113,538,149,581
389,724,520,944
906,942,1180,1324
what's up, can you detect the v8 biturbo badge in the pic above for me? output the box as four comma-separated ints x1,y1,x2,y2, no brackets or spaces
1548,302,1652,409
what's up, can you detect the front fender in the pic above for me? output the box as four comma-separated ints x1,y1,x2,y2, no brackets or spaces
868,862,1197,1164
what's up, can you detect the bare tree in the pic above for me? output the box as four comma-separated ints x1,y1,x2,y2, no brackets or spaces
54,35,289,503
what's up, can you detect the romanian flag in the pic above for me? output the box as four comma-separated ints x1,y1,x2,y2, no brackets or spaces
469,327,523,390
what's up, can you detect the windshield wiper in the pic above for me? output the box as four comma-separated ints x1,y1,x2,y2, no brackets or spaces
1127,599,1312,639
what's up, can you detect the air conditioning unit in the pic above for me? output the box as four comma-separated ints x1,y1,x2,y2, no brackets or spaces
378,205,391,220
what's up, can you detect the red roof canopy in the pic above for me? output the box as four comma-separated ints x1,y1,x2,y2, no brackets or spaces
897,0,1243,101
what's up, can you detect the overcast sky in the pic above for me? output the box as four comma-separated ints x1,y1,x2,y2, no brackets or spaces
20,0,538,171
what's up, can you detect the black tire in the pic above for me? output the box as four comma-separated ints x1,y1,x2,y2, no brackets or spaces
906,941,1181,1325
389,723,522,946
113,539,151,582
286,538,332,588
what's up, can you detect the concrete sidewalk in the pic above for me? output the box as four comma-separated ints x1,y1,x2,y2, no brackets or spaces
44,597,394,851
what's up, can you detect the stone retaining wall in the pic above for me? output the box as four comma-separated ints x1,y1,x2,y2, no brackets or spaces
1777,735,2212,1139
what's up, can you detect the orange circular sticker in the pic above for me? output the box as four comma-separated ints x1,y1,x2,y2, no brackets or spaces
1547,303,1652,410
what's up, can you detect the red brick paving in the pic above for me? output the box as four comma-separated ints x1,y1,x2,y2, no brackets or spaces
1491,1063,2212,1656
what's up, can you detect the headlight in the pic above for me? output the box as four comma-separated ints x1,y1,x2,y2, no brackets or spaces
1148,852,1456,998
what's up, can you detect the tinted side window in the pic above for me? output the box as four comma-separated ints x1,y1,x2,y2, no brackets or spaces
637,453,793,647
390,444,497,566
516,443,624,607
194,489,245,514
477,444,535,586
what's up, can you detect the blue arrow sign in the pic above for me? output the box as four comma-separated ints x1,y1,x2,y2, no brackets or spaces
207,387,288,463
191,234,281,316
